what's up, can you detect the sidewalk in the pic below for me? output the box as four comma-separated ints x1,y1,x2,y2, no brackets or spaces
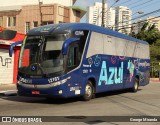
0,84,17,96
150,78,160,83
0,84,16,91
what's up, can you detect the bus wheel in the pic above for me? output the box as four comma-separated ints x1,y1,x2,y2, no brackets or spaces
131,78,139,92
83,81,94,101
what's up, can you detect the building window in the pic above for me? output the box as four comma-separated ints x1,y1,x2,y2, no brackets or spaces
7,16,16,27
0,17,3,26
7,17,11,27
25,22,30,33
13,17,16,26
33,21,38,27
42,21,53,25
76,10,80,18
59,21,66,23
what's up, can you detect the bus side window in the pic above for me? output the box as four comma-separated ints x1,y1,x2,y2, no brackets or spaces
67,43,80,69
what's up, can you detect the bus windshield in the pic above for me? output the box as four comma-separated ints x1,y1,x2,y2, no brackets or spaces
19,34,67,77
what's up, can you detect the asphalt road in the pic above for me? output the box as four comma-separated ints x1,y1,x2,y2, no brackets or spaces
0,82,160,125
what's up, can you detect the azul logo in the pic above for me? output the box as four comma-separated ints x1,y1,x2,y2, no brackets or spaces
98,61,124,86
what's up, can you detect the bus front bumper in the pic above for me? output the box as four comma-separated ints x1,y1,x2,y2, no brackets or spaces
17,83,67,98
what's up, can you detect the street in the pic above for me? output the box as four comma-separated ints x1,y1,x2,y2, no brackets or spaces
0,82,160,125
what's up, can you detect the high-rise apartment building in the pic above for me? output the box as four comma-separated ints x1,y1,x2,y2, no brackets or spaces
132,17,160,34
148,17,160,31
107,8,116,30
86,2,108,27
115,6,132,34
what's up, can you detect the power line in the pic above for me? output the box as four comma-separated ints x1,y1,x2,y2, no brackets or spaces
124,0,144,7
95,0,120,25
109,0,120,8
132,8,160,21
112,11,143,29
114,8,160,30
132,0,160,15
115,0,132,6
117,16,160,31
130,0,155,9
95,0,106,25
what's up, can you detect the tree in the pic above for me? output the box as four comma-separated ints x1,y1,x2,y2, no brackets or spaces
135,22,160,45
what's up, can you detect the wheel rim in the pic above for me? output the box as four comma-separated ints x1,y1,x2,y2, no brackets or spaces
85,84,92,97
134,81,138,90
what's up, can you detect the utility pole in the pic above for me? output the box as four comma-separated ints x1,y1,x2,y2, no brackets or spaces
38,0,43,26
101,0,105,27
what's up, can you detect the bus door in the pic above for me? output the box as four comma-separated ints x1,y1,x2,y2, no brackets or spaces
67,41,80,72
66,41,82,94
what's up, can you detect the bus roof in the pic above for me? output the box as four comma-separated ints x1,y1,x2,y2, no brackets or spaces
28,23,148,45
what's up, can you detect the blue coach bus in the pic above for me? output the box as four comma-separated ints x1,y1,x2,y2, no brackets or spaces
9,23,150,101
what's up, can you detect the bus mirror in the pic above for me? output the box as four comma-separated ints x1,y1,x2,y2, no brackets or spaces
62,38,80,55
9,41,23,57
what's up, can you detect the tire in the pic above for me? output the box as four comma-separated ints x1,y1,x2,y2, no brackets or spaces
131,78,139,92
82,80,94,101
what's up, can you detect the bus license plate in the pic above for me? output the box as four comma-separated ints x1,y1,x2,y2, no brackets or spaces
32,91,40,95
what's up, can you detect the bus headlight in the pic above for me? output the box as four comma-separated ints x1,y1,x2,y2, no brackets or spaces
17,80,22,84
59,90,63,94
51,76,71,87
53,81,62,87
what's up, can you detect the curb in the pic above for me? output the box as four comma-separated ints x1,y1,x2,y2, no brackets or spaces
150,80,160,83
0,90,17,96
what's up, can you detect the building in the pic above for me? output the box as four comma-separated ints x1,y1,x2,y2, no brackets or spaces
148,17,160,31
115,6,132,34
0,0,86,84
0,0,77,7
0,29,25,84
132,17,160,34
86,2,108,27
0,1,86,34
132,20,145,34
107,8,115,30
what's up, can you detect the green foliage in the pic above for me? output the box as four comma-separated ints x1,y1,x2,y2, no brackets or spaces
135,22,160,44
150,41,160,77
141,22,149,31
154,39,160,46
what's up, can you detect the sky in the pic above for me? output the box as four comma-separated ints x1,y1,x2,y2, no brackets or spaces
75,0,160,22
